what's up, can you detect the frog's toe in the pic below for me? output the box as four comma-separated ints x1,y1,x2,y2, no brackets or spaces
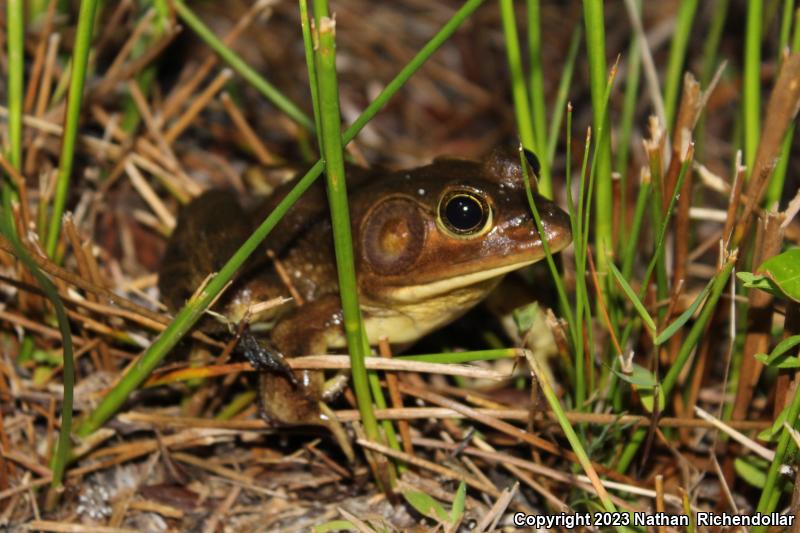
321,371,350,402
236,332,299,386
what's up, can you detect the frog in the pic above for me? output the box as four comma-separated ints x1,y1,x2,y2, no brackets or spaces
158,146,571,461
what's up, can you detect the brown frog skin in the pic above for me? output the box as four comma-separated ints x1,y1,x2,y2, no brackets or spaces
158,147,571,457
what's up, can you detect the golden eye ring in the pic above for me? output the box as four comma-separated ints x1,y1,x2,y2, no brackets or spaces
437,189,491,237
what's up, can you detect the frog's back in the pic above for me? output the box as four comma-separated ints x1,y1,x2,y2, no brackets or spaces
159,190,255,313
158,165,374,316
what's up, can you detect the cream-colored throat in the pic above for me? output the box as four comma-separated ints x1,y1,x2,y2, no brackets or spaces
325,278,504,349
384,259,537,303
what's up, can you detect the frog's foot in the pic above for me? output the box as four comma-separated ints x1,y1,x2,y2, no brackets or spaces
236,333,298,387
318,401,355,463
321,371,350,402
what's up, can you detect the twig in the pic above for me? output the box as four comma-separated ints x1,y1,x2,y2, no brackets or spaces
356,438,501,497
695,407,774,461
163,69,234,144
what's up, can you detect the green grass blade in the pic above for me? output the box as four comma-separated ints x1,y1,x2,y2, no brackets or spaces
614,0,641,236
518,147,575,334
44,0,100,258
700,0,730,87
546,26,582,167
574,59,617,405
615,151,693,360
311,0,379,445
755,285,800,524
571,126,593,405
616,254,736,472
76,161,322,438
620,175,651,279
642,138,668,306
582,0,614,281
367,368,402,471
499,0,538,185
778,0,795,57
663,0,699,130
640,150,694,302
299,0,322,139
743,0,762,172
153,0,170,32
523,349,624,520
4,0,74,499
695,0,729,159
766,7,800,206
608,261,656,336
6,0,23,171
526,0,552,196
0,223,76,497
654,278,714,345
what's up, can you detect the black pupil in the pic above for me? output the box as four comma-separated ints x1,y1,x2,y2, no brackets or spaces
444,195,484,232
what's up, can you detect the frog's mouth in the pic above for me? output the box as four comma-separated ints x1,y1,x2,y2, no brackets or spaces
384,259,538,303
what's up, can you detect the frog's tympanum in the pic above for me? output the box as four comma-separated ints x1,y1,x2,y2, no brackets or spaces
159,147,571,460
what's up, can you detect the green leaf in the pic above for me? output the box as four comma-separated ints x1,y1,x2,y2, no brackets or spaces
755,353,800,368
402,490,451,523
758,407,789,442
609,262,657,335
612,364,663,413
450,481,466,524
612,363,658,389
734,456,769,488
757,248,800,302
754,335,800,368
513,302,541,332
33,366,55,386
771,334,800,358
737,271,784,298
582,499,606,513
313,520,359,533
639,385,665,413
32,348,63,365
655,278,713,345
737,271,771,289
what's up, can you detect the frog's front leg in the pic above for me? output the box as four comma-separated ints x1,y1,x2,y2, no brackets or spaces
260,295,354,462
235,332,298,386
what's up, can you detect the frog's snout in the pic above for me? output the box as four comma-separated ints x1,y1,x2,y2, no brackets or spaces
520,199,572,253
542,202,572,250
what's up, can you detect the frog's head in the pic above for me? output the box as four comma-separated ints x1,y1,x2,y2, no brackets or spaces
353,147,572,303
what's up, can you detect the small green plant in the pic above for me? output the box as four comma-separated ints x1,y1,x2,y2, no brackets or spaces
401,481,467,531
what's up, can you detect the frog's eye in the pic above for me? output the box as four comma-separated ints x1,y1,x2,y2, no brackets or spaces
438,190,491,237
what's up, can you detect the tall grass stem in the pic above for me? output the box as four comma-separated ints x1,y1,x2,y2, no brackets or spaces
663,0,699,130
743,0,762,172
44,0,99,258
311,0,379,447
526,0,552,197
582,0,613,280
